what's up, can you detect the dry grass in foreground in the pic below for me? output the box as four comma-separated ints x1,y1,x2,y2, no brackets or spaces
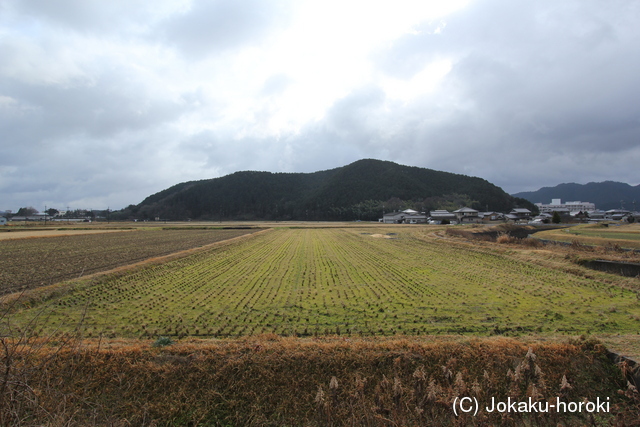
1,334,638,426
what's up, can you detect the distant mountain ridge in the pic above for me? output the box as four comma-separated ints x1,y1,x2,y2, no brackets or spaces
512,181,640,211
119,159,535,221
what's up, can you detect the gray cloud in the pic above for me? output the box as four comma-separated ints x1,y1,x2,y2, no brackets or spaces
0,79,182,142
1,0,639,211
158,0,292,59
5,0,168,34
363,0,640,192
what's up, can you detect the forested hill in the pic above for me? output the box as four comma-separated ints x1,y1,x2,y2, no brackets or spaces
513,181,640,211
121,159,535,221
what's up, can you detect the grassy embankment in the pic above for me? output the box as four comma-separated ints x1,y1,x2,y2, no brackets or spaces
1,334,636,426
534,223,640,250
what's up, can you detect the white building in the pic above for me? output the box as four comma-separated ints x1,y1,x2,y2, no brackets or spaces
0,217,6,225
535,199,596,213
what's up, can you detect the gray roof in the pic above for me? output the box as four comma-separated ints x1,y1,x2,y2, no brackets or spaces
430,210,454,217
453,207,478,213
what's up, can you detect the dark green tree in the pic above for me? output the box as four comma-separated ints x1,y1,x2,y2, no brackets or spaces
551,211,562,224
16,207,38,216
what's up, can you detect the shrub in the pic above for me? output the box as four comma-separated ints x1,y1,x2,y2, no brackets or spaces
152,336,174,347
496,233,517,244
521,237,543,248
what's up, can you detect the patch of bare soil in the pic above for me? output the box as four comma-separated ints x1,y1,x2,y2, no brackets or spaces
0,229,132,241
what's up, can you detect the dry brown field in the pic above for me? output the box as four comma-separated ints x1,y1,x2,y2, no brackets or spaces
0,228,133,241
0,227,261,296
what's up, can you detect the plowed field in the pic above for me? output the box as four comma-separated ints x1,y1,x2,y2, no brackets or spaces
0,228,260,295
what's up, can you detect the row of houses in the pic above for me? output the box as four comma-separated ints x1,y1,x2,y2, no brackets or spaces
381,206,639,225
0,209,99,224
380,208,532,224
532,199,640,221
557,209,636,222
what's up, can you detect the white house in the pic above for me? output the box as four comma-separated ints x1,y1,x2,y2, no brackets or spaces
0,217,7,225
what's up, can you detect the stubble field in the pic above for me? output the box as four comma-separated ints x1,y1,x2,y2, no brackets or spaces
5,226,639,339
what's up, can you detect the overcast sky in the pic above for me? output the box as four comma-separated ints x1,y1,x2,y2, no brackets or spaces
1,0,639,211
